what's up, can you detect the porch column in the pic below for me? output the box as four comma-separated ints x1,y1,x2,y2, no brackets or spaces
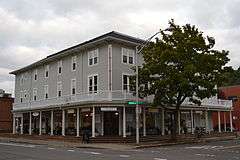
12,114,16,134
205,110,208,133
101,112,104,136
143,107,146,136
161,108,165,136
39,111,42,135
218,111,221,133
178,110,181,135
50,110,54,136
62,109,65,136
123,106,126,138
223,112,227,132
92,106,95,137
20,116,23,134
29,112,32,135
119,110,122,136
76,108,80,137
230,110,233,132
190,110,194,134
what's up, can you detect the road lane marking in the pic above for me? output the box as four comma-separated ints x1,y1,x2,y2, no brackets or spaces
47,147,55,150
153,158,167,160
119,155,130,158
67,149,75,152
195,153,215,157
186,145,223,150
84,151,102,155
218,145,240,150
0,142,36,148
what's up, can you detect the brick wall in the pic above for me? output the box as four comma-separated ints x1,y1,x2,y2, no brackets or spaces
213,85,240,131
0,97,14,132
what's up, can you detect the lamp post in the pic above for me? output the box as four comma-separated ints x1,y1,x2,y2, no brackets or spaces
135,30,161,144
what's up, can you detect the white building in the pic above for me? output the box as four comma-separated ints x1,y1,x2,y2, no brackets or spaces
10,31,233,142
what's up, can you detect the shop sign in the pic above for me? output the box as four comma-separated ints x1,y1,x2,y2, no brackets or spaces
15,113,23,117
32,112,39,117
101,107,117,111
81,108,91,112
67,109,75,114
148,108,159,113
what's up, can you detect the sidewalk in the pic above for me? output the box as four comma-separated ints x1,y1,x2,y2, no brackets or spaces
0,136,134,150
135,135,238,148
0,133,237,150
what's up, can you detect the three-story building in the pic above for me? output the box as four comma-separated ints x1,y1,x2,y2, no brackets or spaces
11,31,233,140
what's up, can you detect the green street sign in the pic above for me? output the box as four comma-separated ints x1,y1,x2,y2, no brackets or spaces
128,101,145,105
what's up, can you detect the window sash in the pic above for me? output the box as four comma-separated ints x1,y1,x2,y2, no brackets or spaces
57,82,62,97
71,79,76,95
88,75,98,93
123,75,131,91
72,56,77,71
88,49,98,66
45,65,49,78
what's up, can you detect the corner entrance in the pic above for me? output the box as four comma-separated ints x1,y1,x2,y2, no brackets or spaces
104,112,119,135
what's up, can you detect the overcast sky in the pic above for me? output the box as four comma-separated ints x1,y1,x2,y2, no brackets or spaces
0,0,240,95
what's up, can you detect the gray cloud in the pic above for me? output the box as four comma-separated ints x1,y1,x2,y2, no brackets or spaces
0,0,240,95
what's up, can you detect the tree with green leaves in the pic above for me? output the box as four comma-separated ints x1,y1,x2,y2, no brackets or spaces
138,20,230,138
222,66,240,87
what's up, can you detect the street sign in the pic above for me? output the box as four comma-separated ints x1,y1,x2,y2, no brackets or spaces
128,101,145,105
101,107,117,111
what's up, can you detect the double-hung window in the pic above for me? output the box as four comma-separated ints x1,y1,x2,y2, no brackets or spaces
88,49,98,66
45,65,49,78
58,60,62,75
20,91,23,103
34,69,37,81
72,56,76,71
24,90,27,99
20,75,24,86
57,81,62,97
71,79,76,95
122,48,135,64
88,75,98,93
123,74,133,92
44,85,49,99
33,88,37,101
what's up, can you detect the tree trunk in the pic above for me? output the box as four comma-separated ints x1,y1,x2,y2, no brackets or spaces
171,106,180,140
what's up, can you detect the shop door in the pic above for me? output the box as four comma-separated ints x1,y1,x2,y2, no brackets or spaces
104,112,119,135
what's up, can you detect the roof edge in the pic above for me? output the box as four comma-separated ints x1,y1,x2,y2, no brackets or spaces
10,31,145,75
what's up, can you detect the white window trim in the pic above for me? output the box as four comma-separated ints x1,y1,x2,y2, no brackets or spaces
34,69,38,81
58,60,63,75
33,88,37,101
20,75,24,86
71,78,76,95
88,74,98,94
45,65,49,78
121,47,135,65
20,90,23,103
88,49,99,67
44,85,49,99
57,81,62,97
72,56,77,71
122,73,133,92
24,90,27,99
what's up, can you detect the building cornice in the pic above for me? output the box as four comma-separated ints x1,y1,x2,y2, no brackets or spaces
10,31,145,75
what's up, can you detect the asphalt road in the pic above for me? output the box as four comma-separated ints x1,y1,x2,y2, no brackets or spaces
0,140,239,160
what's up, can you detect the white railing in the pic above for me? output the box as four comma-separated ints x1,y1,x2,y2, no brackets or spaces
13,90,136,111
183,97,232,109
13,91,232,111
